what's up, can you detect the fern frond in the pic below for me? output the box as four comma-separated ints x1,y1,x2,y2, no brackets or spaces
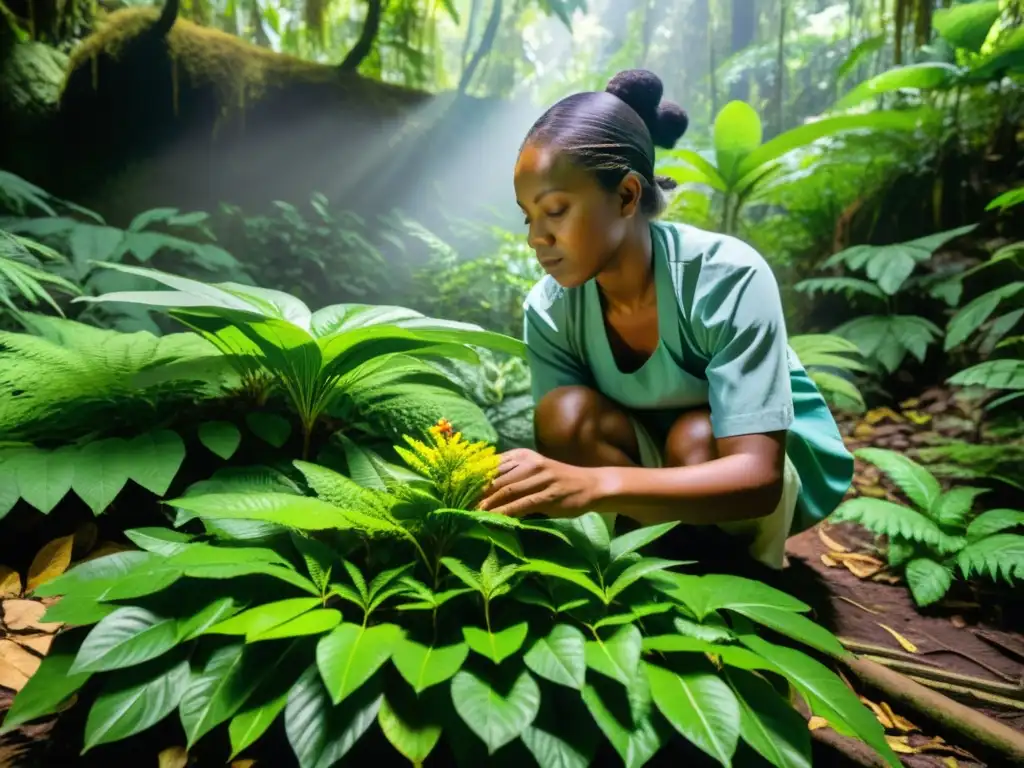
830,498,966,553
854,448,942,513
948,359,1024,391
966,509,1024,541
904,558,954,607
0,316,222,441
955,534,1024,582
931,487,988,531
292,459,396,520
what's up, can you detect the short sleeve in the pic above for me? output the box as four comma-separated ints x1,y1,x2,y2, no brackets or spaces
689,237,794,438
523,282,590,403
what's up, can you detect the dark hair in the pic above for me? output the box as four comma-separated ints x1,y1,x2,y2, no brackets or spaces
523,69,689,217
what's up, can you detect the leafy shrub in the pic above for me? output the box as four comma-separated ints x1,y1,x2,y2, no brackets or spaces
0,265,523,521
830,448,1024,606
2,421,899,767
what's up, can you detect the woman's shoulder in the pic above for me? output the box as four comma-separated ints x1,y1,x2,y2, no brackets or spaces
654,220,769,272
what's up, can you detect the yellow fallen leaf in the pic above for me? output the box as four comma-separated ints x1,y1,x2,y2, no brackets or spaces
821,553,840,567
877,623,919,653
13,633,54,656
0,658,30,692
807,716,829,730
73,522,98,558
853,422,875,438
885,735,919,754
830,552,886,579
25,535,74,593
230,761,256,768
0,566,21,599
902,409,932,425
158,746,189,768
858,485,889,499
0,639,42,679
837,596,882,615
899,397,921,409
872,572,903,585
866,407,905,425
858,696,894,729
818,526,849,553
2,599,62,632
942,758,959,768
879,701,918,733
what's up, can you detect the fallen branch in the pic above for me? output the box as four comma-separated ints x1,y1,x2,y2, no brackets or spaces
857,655,1024,701
842,656,1024,765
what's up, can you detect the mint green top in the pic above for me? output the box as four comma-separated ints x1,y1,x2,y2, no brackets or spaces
522,220,853,533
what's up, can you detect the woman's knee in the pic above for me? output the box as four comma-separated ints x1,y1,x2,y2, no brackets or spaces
664,408,717,467
534,386,638,465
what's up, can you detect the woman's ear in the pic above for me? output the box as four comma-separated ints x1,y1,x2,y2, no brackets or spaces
618,173,644,217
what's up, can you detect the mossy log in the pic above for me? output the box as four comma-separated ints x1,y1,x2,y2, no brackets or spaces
13,0,537,226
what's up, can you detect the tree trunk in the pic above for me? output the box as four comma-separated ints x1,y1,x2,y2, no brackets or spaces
729,0,756,101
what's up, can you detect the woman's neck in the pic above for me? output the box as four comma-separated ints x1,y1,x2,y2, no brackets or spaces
595,220,655,314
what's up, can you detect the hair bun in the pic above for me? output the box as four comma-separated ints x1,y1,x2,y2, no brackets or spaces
605,69,689,149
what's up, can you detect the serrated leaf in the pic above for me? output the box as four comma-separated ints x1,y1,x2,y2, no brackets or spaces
854,448,942,512
930,487,987,530
966,509,1024,540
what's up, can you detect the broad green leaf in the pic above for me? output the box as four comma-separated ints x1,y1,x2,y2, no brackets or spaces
524,624,587,689
70,606,180,674
726,605,847,659
206,597,322,640
741,636,900,767
377,687,444,765
178,596,241,641
606,558,688,601
833,63,961,110
198,421,242,459
646,657,741,766
285,664,382,768
246,411,293,448
608,523,679,561
8,445,75,514
945,283,1024,350
581,669,669,767
169,492,361,530
904,558,953,607
934,1,1001,53
834,314,943,374
522,723,594,768
32,550,153,598
836,34,885,80
518,560,605,602
727,669,812,768
123,527,195,557
254,609,341,641
463,621,529,664
228,640,310,759
391,639,469,694
83,654,190,750
658,573,810,620
585,624,643,686
179,642,281,748
316,622,404,704
450,668,541,754
0,635,92,734
713,101,762,186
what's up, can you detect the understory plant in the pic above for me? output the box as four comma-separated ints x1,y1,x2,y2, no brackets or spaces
829,448,1024,607
2,420,900,768
0,263,523,521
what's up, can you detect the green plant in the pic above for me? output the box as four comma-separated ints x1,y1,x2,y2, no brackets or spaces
0,266,524,521
788,334,870,412
795,225,976,374
656,100,930,234
2,420,900,767
0,228,81,323
830,448,1024,607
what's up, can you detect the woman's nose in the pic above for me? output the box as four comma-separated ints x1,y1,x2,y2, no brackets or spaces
527,222,554,249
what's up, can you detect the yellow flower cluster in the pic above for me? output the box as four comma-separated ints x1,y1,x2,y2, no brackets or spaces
395,419,500,510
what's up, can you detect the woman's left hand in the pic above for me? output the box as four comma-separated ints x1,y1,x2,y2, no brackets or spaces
477,448,598,518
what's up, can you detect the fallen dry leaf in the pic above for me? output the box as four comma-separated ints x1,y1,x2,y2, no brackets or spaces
230,761,256,768
879,701,918,733
821,553,840,567
818,526,850,553
858,486,889,499
950,615,966,628
13,633,54,656
0,639,42,690
872,572,903,585
899,397,921,409
853,422,875,439
885,735,919,754
158,746,189,768
902,409,932,425
837,595,882,615
2,599,62,632
859,696,895,729
0,566,21,599
877,623,919,653
942,758,959,768
866,407,905,425
25,535,74,593
830,552,886,579
807,716,829,730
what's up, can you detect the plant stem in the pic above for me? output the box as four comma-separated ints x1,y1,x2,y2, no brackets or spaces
855,654,1024,700
841,656,1024,764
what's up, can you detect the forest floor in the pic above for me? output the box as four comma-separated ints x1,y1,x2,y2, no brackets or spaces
0,389,1021,767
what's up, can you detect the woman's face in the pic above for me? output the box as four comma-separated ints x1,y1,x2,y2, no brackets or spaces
513,141,639,288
